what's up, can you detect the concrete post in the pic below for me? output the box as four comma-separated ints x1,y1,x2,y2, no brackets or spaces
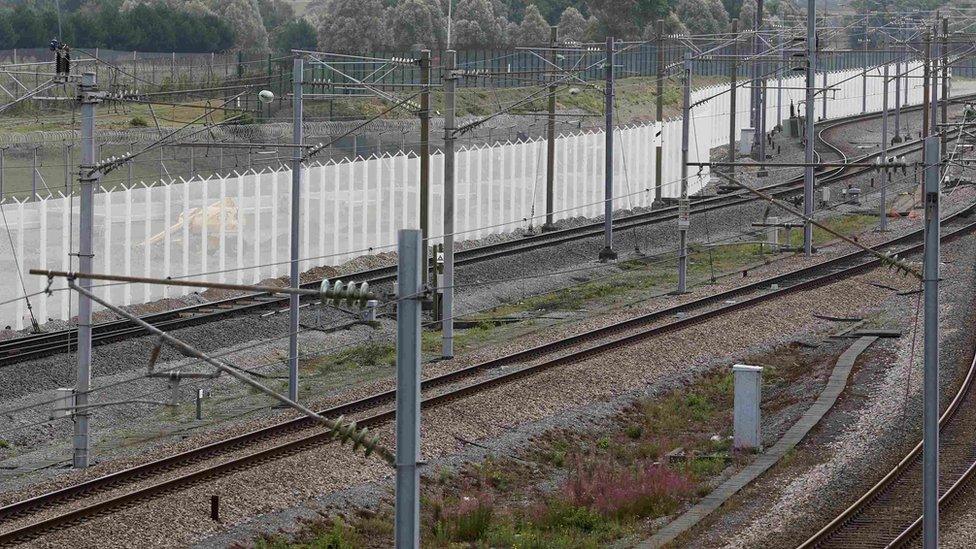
767,216,779,248
288,57,303,403
395,229,423,549
732,364,763,450
75,71,98,469
442,50,457,359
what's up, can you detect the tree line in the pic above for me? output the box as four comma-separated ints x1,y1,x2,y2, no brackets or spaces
0,0,235,52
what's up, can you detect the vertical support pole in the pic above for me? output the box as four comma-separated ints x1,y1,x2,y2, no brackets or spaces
821,54,828,120
0,148,4,198
419,51,431,283
931,22,940,143
862,15,869,114
776,32,784,131
442,50,457,360
599,37,617,262
803,0,816,256
75,72,98,469
922,135,940,549
655,20,665,203
543,26,558,231
941,17,949,152
893,55,903,143
678,53,692,293
729,19,738,181
288,57,303,403
923,30,931,138
31,148,38,198
751,0,764,155
395,228,422,549
880,60,889,232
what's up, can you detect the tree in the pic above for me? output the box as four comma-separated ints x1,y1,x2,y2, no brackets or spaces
738,0,757,27
211,0,269,51
452,0,507,47
674,0,725,35
313,0,387,53
557,6,587,42
272,19,318,53
0,10,16,49
706,0,729,33
516,4,550,44
585,0,667,39
387,0,445,50
257,0,295,31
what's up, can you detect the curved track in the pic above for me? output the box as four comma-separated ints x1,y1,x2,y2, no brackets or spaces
798,292,976,548
1,185,974,547
0,97,954,368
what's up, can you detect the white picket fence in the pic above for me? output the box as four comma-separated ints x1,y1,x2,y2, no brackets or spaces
0,61,935,329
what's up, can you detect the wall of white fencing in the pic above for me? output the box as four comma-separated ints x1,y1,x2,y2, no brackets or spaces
0,61,932,329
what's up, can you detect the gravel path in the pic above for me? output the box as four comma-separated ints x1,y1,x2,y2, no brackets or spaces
0,252,940,548
0,103,969,544
670,231,976,548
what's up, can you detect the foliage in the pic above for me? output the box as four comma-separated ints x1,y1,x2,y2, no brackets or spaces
585,0,669,39
452,0,509,47
387,0,446,50
0,0,235,51
563,457,695,519
675,0,728,35
515,4,550,45
272,19,318,53
557,6,587,41
313,0,388,53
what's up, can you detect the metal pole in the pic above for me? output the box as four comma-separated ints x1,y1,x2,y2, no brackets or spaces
862,15,868,114
543,27,558,231
31,148,37,198
0,148,4,197
442,50,457,360
932,18,949,150
751,0,764,156
599,37,617,262
419,51,431,283
821,54,828,120
880,60,889,232
922,135,940,549
395,228,422,549
941,17,949,152
729,19,738,182
893,56,903,143
776,31,784,131
678,53,691,293
655,20,665,203
803,0,816,256
75,72,98,469
931,23,940,142
923,30,930,138
288,57,303,403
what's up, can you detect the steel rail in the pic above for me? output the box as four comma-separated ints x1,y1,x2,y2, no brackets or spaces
0,98,948,368
799,300,976,549
1,196,974,547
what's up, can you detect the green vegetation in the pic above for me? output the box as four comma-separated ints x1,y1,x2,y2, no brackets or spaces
0,1,234,52
786,214,879,248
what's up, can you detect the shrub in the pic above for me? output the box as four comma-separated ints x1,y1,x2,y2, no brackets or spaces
129,116,149,127
563,457,695,520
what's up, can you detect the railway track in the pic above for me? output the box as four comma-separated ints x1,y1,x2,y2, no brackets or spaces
798,291,976,546
1,181,974,546
0,97,952,368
